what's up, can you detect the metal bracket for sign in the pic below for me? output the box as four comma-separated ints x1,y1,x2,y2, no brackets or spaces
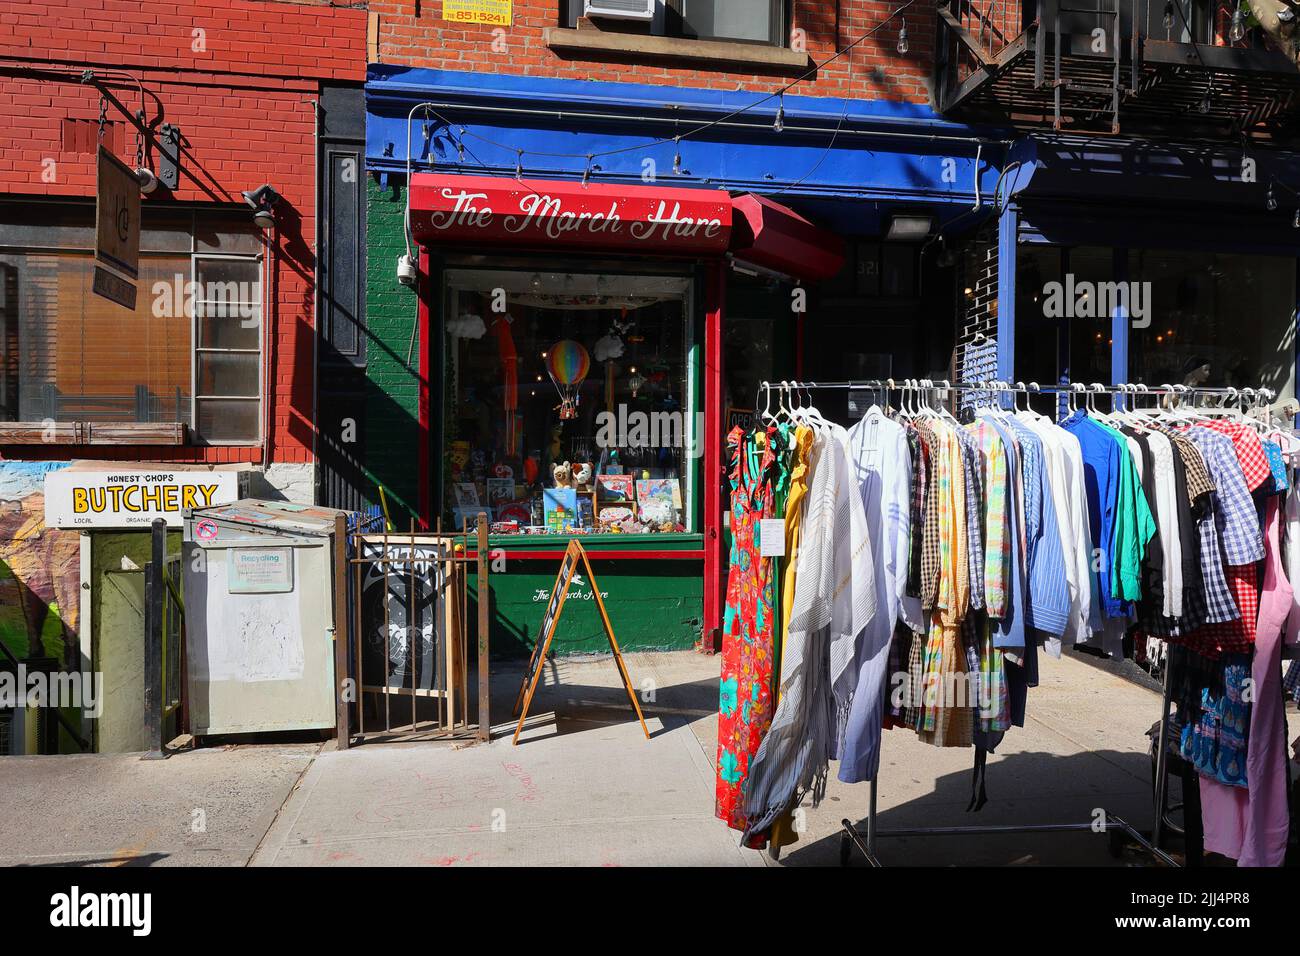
839,780,1180,867
511,538,650,745
158,123,181,191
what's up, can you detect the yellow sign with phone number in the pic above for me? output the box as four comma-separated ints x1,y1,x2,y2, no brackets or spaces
443,0,511,26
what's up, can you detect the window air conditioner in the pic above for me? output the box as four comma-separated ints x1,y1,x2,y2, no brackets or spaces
583,0,655,21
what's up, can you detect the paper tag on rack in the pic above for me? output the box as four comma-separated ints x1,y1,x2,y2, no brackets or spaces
759,519,785,557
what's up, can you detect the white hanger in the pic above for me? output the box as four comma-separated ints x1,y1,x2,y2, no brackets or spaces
799,383,827,429
760,382,776,424
936,380,959,423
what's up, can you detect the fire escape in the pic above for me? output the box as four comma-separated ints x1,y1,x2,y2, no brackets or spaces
935,0,1300,139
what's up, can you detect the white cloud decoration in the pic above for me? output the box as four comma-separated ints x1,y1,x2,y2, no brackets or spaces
594,333,625,361
448,313,487,339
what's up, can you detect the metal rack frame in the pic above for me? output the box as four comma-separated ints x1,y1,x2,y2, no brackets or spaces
757,377,1279,867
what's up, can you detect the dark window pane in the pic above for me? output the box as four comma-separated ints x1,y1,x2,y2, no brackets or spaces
679,0,778,42
1129,250,1295,401
195,219,263,254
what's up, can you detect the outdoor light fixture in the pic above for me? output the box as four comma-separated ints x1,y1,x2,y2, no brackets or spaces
774,94,785,133
134,166,158,195
886,214,933,241
396,253,418,288
1230,6,1246,42
241,184,280,230
1267,182,1278,211
1293,208,1299,228
897,19,909,55
1163,0,1175,30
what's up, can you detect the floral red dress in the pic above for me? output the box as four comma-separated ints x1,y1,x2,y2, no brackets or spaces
715,425,780,835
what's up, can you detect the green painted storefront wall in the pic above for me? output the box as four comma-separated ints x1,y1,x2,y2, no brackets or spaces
470,559,702,657
363,177,422,523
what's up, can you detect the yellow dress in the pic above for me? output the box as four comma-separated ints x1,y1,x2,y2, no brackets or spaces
767,424,814,848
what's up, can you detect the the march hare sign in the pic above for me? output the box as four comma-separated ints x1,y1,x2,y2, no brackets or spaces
511,538,649,745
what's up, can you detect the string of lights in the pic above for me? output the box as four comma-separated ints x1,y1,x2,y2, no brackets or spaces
407,0,922,178
397,1,938,269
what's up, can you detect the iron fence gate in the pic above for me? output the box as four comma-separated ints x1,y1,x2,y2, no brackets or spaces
338,514,490,745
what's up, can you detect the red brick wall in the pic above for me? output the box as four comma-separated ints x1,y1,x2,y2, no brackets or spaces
371,1,933,104
0,0,367,465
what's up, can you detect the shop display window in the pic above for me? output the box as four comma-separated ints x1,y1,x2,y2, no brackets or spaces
1013,243,1296,407
442,268,695,536
1127,250,1295,402
0,203,263,443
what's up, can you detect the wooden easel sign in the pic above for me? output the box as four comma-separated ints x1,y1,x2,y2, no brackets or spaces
511,539,650,745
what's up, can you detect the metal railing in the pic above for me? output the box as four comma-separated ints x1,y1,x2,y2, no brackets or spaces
339,514,491,745
938,0,1275,110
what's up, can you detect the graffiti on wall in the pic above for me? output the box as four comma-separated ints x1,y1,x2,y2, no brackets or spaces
0,462,80,667
359,542,448,693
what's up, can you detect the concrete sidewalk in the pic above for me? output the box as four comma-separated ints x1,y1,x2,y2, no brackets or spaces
0,649,1176,866
0,743,320,866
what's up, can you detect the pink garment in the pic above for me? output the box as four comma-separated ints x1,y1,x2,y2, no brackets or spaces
1200,494,1292,866
1241,495,1292,866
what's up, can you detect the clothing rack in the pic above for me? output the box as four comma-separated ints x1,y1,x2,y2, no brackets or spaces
754,377,1282,866
757,378,1276,407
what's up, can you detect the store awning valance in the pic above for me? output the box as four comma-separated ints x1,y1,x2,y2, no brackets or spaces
409,174,733,254
729,193,845,281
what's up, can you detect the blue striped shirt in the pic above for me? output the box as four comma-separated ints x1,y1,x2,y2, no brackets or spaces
1008,419,1070,638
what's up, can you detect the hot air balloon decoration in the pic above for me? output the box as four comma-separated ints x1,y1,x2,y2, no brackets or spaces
545,339,591,420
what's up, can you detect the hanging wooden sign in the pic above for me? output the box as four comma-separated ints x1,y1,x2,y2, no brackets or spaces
93,146,140,309
511,538,649,745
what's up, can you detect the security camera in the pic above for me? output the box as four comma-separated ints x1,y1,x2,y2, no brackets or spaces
241,184,281,230
134,167,158,195
397,253,418,288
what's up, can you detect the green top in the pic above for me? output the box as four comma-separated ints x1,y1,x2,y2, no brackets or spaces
1093,418,1157,602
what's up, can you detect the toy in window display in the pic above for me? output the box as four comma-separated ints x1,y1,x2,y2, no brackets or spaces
545,339,591,420
449,440,471,481
495,502,531,525
577,495,595,529
469,449,489,482
570,461,593,493
486,477,513,505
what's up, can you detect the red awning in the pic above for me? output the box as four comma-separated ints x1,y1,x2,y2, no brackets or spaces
729,193,845,281
409,174,733,255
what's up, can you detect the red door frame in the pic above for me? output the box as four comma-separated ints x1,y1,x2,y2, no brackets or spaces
702,259,725,652
414,248,728,648
417,246,432,530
